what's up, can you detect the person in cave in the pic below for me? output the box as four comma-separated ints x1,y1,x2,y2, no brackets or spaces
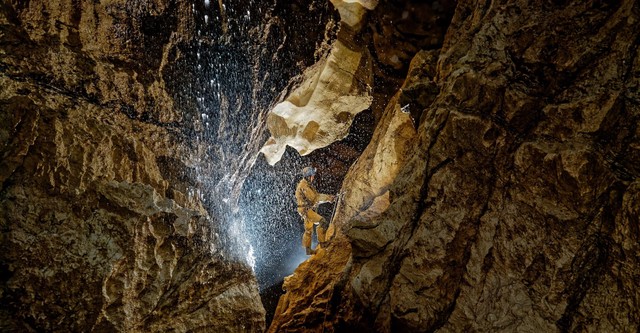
295,166,336,255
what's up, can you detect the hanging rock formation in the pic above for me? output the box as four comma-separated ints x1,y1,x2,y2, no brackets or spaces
260,0,375,165
269,0,640,332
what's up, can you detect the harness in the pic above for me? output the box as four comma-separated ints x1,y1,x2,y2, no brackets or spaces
296,180,316,213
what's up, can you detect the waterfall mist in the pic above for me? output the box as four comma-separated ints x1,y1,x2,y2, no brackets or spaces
164,0,337,285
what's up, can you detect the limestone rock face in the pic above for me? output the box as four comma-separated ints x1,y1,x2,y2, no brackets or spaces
260,0,374,165
0,72,264,332
260,39,373,165
329,0,377,28
0,1,274,331
269,1,640,332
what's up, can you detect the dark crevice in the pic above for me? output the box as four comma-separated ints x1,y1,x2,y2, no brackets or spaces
556,233,612,332
427,288,462,333
555,181,626,331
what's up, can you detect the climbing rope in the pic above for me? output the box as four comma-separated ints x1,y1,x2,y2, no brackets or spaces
327,191,345,242
320,192,345,332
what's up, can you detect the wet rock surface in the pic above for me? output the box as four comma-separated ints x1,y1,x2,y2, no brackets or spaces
268,0,640,332
3,0,639,331
0,0,335,331
0,1,266,331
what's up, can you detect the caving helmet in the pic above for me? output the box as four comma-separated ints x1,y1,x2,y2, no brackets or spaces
302,166,317,178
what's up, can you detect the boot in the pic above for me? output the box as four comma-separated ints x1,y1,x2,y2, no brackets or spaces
305,247,316,255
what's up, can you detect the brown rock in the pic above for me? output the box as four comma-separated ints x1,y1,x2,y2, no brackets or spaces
0,1,269,331
0,81,265,331
268,1,640,332
260,11,374,165
4,0,341,329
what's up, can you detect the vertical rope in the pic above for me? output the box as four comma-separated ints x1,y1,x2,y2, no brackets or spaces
327,192,344,242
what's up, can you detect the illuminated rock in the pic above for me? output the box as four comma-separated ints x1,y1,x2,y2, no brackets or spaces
260,0,376,166
1,0,340,330
0,79,265,331
329,0,378,27
268,0,640,332
260,39,373,165
0,1,273,331
268,48,437,333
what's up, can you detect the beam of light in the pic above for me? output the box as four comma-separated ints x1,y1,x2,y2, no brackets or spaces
247,243,256,270
187,3,257,270
188,1,322,287
283,248,308,278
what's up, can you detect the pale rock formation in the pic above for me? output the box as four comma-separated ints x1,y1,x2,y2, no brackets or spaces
260,40,373,165
268,48,439,333
326,51,438,244
269,0,640,332
329,0,378,28
260,0,375,165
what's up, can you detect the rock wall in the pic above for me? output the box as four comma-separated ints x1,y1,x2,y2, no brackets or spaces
0,0,338,331
269,0,640,332
0,1,267,331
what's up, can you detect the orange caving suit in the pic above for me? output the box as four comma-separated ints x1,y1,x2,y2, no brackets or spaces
295,178,333,249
